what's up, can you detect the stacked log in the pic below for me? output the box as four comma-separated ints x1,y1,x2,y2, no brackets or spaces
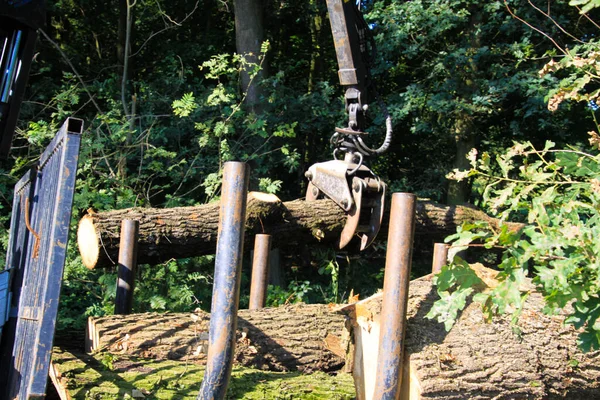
77,193,522,269
85,269,600,399
86,303,348,373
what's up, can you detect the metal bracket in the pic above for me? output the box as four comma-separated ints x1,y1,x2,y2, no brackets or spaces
305,159,386,250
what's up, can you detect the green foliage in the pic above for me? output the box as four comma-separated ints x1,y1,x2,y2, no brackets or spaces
172,93,198,117
1,0,598,338
258,178,283,194
365,0,586,200
541,40,600,112
426,257,483,330
266,281,314,307
317,250,340,303
569,0,600,14
434,138,600,351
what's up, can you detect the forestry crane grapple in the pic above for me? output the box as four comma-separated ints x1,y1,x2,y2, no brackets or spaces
306,0,392,250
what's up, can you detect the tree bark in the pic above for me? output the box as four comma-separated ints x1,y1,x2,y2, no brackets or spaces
86,304,348,373
338,268,600,399
307,0,325,94
447,126,476,205
84,270,600,398
234,0,266,110
77,192,523,269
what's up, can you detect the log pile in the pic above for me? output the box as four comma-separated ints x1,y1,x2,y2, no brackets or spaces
77,192,522,269
86,269,600,399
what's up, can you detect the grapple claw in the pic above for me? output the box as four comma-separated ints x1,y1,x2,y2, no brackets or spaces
340,177,362,248
305,159,385,250
358,179,386,250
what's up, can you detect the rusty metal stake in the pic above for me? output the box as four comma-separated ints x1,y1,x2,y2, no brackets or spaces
431,243,449,275
249,234,271,310
372,193,416,400
198,162,249,400
115,220,139,315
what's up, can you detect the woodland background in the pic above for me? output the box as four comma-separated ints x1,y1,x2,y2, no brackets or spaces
1,0,599,345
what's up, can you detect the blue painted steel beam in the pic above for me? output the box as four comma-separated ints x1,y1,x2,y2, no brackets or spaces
0,117,83,399
0,271,9,335
198,162,250,400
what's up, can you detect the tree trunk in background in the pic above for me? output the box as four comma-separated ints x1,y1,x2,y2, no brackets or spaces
234,0,266,111
118,0,136,179
307,0,324,94
447,120,476,205
446,8,482,206
117,0,127,66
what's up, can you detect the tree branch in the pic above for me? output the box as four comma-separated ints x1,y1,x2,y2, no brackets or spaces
504,1,567,55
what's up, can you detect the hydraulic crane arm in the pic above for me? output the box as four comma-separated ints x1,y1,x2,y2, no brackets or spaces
306,0,392,250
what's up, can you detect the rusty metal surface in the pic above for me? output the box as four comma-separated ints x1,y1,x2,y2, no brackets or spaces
0,118,83,399
306,159,386,250
372,193,416,400
325,0,366,88
432,243,449,275
359,179,386,251
198,162,249,400
115,220,140,315
305,181,320,201
340,177,362,248
249,234,271,310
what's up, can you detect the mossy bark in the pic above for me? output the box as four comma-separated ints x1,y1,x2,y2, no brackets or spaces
50,348,356,399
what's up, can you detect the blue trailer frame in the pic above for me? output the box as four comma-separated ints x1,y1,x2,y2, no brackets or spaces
0,117,83,399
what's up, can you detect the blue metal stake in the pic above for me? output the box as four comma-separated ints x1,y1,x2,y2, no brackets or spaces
198,162,249,400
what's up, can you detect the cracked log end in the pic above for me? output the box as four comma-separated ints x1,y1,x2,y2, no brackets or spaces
78,214,100,270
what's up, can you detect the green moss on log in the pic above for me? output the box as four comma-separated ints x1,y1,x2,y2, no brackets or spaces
52,348,355,399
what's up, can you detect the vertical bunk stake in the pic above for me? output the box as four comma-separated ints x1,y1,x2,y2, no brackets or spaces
372,193,416,400
431,243,449,275
115,219,139,315
198,161,250,400
249,234,271,310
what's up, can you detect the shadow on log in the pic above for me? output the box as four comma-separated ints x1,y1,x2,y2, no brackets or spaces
86,304,348,373
85,267,600,399
78,192,523,269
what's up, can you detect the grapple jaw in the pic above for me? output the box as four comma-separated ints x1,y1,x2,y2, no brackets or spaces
306,159,386,250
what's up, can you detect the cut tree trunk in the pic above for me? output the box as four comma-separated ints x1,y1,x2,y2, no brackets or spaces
84,269,600,399
86,303,348,373
78,192,522,269
337,266,600,400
